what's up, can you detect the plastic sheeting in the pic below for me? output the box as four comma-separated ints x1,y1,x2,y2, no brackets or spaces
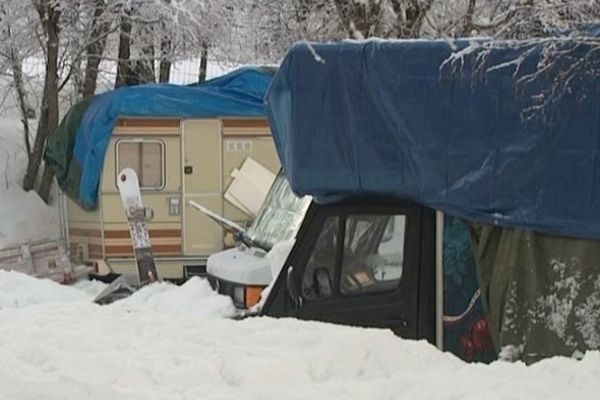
471,224,600,363
265,40,600,239
67,67,274,210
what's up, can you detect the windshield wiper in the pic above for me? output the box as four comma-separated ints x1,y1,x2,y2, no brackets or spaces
188,200,270,252
235,231,270,252
188,200,246,233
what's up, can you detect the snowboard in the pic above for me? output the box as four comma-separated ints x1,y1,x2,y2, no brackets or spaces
117,168,158,285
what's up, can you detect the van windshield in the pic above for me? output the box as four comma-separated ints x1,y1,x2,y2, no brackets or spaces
245,171,311,250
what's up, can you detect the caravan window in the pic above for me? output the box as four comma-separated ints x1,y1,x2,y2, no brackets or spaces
116,140,165,189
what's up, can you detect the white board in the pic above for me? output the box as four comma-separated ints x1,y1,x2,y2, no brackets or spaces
225,158,276,217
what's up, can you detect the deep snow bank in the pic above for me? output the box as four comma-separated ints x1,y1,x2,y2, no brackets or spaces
0,271,598,400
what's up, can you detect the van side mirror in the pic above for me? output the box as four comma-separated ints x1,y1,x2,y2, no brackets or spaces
314,268,332,298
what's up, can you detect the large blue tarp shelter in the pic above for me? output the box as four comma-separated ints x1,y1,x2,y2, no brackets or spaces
46,67,275,210
265,40,600,239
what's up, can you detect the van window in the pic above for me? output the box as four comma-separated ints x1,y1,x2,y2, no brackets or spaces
117,140,164,189
246,171,311,249
301,216,339,300
340,215,405,295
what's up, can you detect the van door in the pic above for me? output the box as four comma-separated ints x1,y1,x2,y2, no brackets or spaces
182,120,224,256
263,198,435,340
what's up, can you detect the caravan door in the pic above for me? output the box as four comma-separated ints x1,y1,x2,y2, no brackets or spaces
182,120,224,256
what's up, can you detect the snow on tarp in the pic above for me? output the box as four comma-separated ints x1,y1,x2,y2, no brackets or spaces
49,67,275,210
265,40,600,239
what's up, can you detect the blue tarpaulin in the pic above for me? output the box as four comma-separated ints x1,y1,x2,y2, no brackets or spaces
265,40,600,239
71,67,274,209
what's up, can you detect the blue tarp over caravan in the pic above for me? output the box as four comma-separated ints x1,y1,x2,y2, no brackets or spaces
63,67,274,209
265,40,600,239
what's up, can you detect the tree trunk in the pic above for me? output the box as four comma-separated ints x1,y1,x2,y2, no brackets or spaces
198,42,208,83
3,35,32,158
159,37,172,83
115,10,132,88
389,0,433,38
158,0,172,83
138,56,155,83
138,25,156,84
461,0,477,36
23,78,48,191
38,162,55,204
1,3,32,166
36,1,60,203
332,0,382,39
23,2,60,195
10,51,32,158
81,0,111,98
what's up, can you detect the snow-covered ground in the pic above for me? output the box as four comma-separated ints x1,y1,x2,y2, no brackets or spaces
0,270,598,400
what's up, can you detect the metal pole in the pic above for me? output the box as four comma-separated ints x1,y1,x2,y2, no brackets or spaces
435,210,444,350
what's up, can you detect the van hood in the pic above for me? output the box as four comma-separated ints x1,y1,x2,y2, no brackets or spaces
207,247,273,286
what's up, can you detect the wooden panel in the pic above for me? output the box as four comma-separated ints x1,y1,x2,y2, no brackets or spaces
113,118,180,136
221,118,272,137
117,118,181,127
69,228,102,238
88,244,103,259
221,118,269,128
105,244,182,257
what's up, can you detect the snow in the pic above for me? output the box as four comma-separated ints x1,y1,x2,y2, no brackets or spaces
0,270,598,399
0,186,60,248
267,239,295,280
0,270,92,308
250,239,295,312
117,277,237,318
0,117,60,248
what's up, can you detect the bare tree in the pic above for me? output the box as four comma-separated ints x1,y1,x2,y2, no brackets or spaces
198,41,208,83
115,6,133,87
81,0,114,98
441,0,600,120
25,0,61,203
0,2,35,158
331,0,435,39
